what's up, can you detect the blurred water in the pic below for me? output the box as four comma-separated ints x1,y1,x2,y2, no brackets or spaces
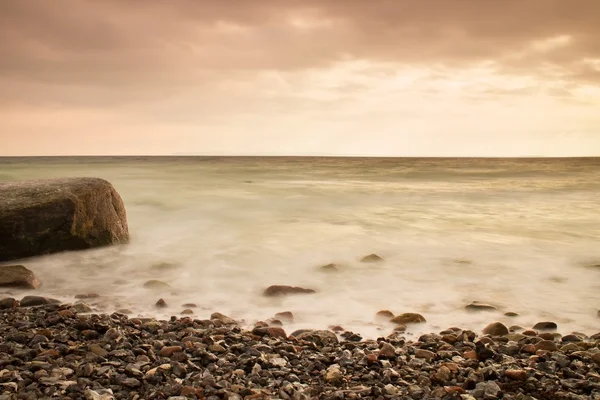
1,156,600,337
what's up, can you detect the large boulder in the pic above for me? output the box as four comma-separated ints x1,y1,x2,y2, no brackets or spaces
0,265,40,289
0,178,129,261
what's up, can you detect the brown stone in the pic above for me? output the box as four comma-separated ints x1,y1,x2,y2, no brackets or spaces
592,353,600,366
274,311,294,323
155,298,167,308
538,332,555,341
0,297,18,309
143,280,171,290
0,178,129,261
159,346,183,357
75,293,100,299
464,350,477,360
482,322,509,336
414,349,435,360
505,369,527,381
441,334,458,344
532,321,557,331
520,344,536,354
390,313,426,324
181,309,194,315
465,301,498,312
534,340,558,352
376,310,394,319
0,265,40,289
20,296,60,307
319,263,339,272
360,253,384,263
444,386,466,395
393,324,407,332
263,285,316,297
504,312,519,317
329,325,344,333
522,330,538,336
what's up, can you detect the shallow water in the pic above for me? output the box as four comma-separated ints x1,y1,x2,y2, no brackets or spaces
1,156,600,338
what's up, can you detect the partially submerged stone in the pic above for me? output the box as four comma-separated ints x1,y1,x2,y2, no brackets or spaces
465,301,498,312
0,178,129,261
360,253,384,263
319,263,339,273
390,313,426,324
482,322,509,336
263,285,316,297
0,265,40,289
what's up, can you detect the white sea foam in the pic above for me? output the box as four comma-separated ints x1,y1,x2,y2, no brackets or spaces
1,157,600,338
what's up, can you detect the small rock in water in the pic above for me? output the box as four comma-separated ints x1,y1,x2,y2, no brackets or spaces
73,303,93,313
155,298,168,308
116,308,133,314
465,301,498,312
360,253,384,263
319,263,339,272
182,303,197,308
274,311,294,323
75,293,100,299
375,309,394,319
0,265,41,289
534,340,558,352
181,309,194,315
263,285,316,297
390,312,426,324
533,321,558,331
504,311,519,317
482,321,509,336
143,280,171,290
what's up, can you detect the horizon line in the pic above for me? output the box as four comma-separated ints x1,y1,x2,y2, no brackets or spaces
0,154,599,159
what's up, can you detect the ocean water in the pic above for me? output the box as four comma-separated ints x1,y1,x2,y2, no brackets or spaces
1,156,600,338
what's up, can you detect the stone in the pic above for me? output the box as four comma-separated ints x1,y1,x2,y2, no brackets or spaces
73,303,93,313
433,365,451,382
591,353,600,366
263,285,316,297
465,301,498,312
504,312,519,317
325,364,343,383
155,298,168,308
319,263,339,272
532,321,557,331
414,349,435,360
143,280,171,290
360,253,384,263
182,303,197,308
75,293,100,299
181,309,194,315
0,265,40,289
295,330,339,346
160,346,183,357
20,295,60,307
505,369,527,381
482,322,509,336
378,342,396,358
534,340,558,352
252,326,287,339
89,343,108,357
210,312,237,325
375,310,394,319
390,313,426,324
0,297,17,309
274,311,294,323
0,178,129,261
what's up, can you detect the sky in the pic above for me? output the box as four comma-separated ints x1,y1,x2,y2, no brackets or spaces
1,0,599,157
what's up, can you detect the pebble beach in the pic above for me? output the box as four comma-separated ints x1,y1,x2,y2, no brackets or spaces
1,297,600,400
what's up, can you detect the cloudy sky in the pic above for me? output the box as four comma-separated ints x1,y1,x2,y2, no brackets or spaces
1,0,599,156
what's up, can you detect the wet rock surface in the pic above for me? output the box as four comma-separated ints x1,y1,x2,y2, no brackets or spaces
1,303,599,399
0,177,129,261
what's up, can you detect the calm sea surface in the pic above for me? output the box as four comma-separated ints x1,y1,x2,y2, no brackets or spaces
1,156,599,337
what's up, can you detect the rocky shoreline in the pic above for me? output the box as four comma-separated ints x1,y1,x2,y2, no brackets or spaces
1,301,600,400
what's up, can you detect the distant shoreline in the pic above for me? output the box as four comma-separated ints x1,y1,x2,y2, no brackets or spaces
1,155,599,160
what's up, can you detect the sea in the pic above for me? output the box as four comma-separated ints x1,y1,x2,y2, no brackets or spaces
1,156,599,338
